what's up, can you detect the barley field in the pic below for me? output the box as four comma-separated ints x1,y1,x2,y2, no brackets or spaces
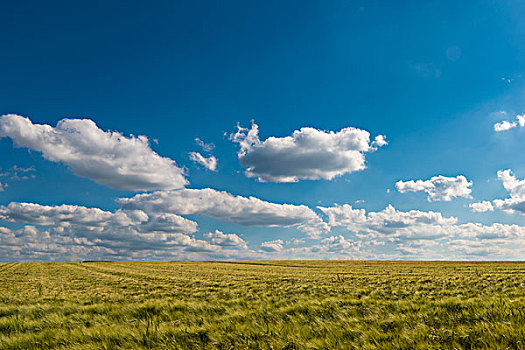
0,261,524,349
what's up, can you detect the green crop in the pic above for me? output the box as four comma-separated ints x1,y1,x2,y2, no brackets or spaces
0,261,524,349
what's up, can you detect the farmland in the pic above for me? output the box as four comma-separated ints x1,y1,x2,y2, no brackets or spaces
0,261,524,349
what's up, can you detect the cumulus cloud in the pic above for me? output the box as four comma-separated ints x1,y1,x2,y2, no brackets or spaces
0,185,335,260
318,235,357,253
0,202,257,261
260,240,284,252
203,230,247,249
0,223,255,262
370,135,388,149
489,169,525,214
259,235,369,259
498,169,525,198
494,114,525,132
1,197,524,260
0,225,120,262
229,121,386,183
0,114,187,191
189,152,217,171
317,203,525,259
0,202,116,227
395,175,472,201
494,120,517,132
0,202,209,259
446,240,521,258
0,202,198,236
469,201,494,213
119,188,329,237
457,169,525,216
319,203,525,243
319,204,457,239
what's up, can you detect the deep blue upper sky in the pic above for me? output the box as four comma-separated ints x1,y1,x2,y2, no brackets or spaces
1,1,525,261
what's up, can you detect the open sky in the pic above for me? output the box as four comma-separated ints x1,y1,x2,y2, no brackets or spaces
1,0,525,261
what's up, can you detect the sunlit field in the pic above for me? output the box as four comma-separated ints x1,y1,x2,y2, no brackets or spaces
0,261,524,349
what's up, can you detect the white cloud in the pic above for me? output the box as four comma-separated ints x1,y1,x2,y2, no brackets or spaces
0,202,115,226
261,227,524,260
189,152,217,171
229,121,386,183
370,135,388,149
0,202,257,261
203,230,247,249
494,120,517,132
0,185,333,261
0,114,187,191
118,188,329,237
316,203,525,259
0,223,256,262
490,169,525,214
319,204,457,239
395,175,472,201
464,170,525,216
287,238,304,245
0,225,120,262
319,235,357,253
1,197,524,260
498,169,525,198
518,115,525,126
0,182,5,192
455,222,525,240
319,203,525,242
494,114,525,132
195,138,215,152
262,236,369,259
0,202,198,235
469,201,494,213
260,240,284,252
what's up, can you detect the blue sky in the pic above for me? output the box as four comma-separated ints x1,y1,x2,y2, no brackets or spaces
1,0,525,261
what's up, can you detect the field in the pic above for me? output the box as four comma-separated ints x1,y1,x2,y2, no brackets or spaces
0,261,524,349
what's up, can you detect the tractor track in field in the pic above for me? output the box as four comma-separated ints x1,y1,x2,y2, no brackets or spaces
75,263,179,282
0,261,524,349
77,262,209,284
63,263,143,284
0,262,18,274
67,263,253,291
65,263,194,288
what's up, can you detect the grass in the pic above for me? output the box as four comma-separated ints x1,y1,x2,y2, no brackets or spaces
0,261,524,349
